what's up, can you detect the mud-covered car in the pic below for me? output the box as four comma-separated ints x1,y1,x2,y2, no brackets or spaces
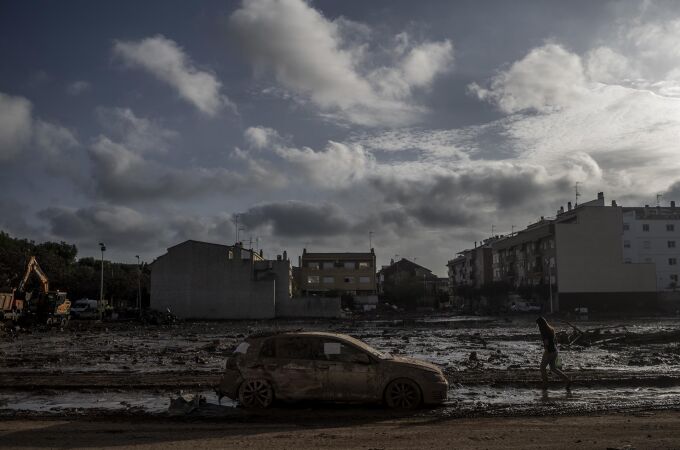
216,331,448,409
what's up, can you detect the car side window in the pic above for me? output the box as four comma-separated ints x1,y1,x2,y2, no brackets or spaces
321,340,371,364
276,337,321,360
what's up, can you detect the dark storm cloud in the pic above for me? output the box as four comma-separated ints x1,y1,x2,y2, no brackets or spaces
369,165,572,227
665,180,680,202
239,201,354,237
38,205,164,252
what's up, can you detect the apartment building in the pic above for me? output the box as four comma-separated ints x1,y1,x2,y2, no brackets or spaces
622,201,680,291
299,249,377,296
491,193,658,312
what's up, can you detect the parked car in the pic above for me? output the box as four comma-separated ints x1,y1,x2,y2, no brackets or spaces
217,331,448,409
70,299,102,319
510,300,542,313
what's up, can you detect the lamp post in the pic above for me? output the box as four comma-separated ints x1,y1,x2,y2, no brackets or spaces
135,255,141,316
99,242,106,305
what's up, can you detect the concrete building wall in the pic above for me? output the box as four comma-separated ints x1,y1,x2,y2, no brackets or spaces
151,241,280,319
555,206,657,294
276,296,342,318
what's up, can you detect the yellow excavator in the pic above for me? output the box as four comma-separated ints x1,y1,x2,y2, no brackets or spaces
0,256,71,326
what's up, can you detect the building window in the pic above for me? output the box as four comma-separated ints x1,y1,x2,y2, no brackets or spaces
671,274,679,282
669,258,678,266
623,223,630,231
307,276,320,284
322,261,334,269
322,276,334,284
549,240,555,249
344,276,354,283
668,224,675,232
307,262,319,270
358,261,370,269
669,241,676,248
643,241,651,249
643,224,650,232
624,258,632,264
343,261,355,269
359,276,371,283
623,240,631,248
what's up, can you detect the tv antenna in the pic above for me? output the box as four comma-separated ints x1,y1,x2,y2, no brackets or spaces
232,214,240,243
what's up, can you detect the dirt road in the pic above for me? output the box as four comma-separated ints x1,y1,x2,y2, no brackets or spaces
1,411,679,449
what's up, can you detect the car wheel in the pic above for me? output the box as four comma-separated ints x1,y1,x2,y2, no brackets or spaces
238,379,274,408
384,378,422,409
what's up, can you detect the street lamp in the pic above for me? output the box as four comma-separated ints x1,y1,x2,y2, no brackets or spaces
135,255,141,316
99,242,106,305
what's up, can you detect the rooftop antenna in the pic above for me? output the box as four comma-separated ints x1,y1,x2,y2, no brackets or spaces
657,193,663,207
232,214,240,243
575,182,581,206
368,231,374,249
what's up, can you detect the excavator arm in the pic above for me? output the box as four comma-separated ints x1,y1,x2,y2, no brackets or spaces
17,256,50,294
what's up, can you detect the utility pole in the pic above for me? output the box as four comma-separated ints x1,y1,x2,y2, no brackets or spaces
99,242,106,306
136,255,141,317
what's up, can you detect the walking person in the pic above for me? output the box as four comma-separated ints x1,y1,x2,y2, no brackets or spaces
536,316,571,389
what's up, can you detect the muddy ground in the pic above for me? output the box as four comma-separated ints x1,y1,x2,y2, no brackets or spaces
2,315,680,420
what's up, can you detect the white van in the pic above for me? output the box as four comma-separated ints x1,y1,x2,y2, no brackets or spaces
70,299,102,319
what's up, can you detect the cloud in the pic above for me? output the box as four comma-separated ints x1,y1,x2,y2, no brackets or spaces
0,91,81,168
275,141,373,188
469,43,588,113
239,201,354,237
244,126,281,149
113,35,232,116
585,47,636,84
0,92,33,161
39,204,164,252
229,0,453,126
96,107,177,153
66,80,91,95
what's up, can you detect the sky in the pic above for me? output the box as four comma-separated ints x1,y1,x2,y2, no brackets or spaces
2,0,680,275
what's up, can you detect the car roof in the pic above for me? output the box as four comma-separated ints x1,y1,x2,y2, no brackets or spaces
250,331,382,356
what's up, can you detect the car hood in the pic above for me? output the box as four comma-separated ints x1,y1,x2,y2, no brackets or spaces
385,355,442,373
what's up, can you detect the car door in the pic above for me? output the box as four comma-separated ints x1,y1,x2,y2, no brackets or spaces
317,338,380,402
266,336,324,401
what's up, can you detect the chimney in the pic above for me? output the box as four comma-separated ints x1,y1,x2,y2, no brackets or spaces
567,201,572,211
560,206,564,214
611,200,617,207
672,201,676,208
540,216,544,220
298,255,301,267
474,241,477,248
283,250,287,261
259,249,263,258
598,192,604,200
390,258,394,265
277,254,282,261
303,248,307,255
